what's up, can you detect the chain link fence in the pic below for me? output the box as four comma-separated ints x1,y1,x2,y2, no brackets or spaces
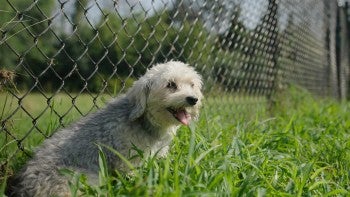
1,0,349,176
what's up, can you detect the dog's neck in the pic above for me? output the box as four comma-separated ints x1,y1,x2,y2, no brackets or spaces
138,113,177,137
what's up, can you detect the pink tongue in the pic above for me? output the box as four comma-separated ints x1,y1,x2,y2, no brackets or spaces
175,110,191,125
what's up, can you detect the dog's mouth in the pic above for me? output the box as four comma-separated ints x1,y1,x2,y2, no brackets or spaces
166,107,192,125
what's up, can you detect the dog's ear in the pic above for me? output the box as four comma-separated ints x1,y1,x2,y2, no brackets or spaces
128,77,151,121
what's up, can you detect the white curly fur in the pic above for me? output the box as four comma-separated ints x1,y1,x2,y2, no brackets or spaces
7,61,203,197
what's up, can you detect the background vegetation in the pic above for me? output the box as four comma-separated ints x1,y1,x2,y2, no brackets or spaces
0,0,301,94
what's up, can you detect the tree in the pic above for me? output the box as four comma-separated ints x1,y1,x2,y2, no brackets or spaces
0,0,56,90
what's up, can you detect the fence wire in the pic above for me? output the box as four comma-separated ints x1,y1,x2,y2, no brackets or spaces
0,0,349,174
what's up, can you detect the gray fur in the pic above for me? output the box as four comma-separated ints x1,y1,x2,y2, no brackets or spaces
7,61,203,196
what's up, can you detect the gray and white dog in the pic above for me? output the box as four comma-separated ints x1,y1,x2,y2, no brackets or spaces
7,61,203,196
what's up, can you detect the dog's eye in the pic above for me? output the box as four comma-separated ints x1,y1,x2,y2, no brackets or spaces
191,83,195,87
167,81,177,90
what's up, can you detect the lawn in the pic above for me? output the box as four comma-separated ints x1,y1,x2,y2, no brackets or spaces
1,87,350,196
0,92,112,180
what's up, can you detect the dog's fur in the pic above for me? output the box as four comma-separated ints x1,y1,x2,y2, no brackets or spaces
6,61,203,197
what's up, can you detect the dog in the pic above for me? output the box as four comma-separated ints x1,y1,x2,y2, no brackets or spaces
6,61,203,196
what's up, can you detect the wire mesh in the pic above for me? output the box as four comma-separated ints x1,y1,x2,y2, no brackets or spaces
0,0,349,175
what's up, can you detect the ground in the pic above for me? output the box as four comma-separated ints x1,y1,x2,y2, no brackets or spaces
0,87,349,196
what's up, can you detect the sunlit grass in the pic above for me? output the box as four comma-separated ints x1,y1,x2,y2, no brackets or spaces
1,87,350,196
0,92,111,175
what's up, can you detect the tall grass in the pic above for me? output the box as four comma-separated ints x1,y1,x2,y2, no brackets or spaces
1,87,350,196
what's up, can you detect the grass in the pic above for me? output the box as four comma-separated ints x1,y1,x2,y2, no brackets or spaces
1,86,350,196
0,92,112,180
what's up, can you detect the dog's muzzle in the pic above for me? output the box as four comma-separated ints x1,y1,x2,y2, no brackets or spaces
166,96,199,126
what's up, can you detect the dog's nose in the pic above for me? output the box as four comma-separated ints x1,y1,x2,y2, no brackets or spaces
186,96,198,106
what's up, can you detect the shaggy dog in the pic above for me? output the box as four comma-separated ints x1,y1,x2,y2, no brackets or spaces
7,61,203,196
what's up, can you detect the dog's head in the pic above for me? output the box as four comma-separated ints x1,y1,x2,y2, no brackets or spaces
127,61,203,128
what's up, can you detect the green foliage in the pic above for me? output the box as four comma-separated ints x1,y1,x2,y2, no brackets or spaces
0,0,325,95
0,4,214,93
93,11,212,78
0,0,55,68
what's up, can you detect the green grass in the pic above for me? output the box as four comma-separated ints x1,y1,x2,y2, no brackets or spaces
1,87,350,196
